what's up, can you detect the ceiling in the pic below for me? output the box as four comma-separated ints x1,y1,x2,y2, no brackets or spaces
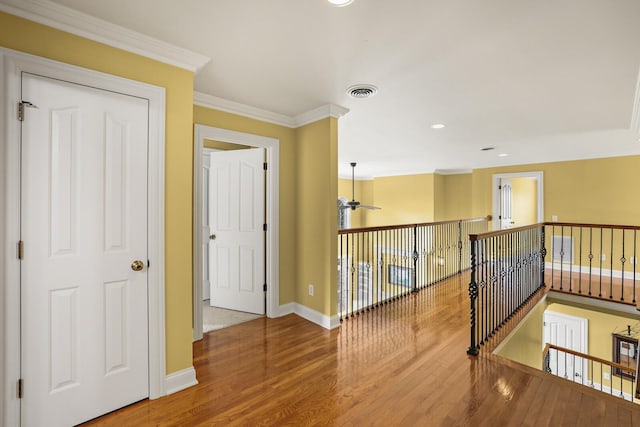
11,0,640,178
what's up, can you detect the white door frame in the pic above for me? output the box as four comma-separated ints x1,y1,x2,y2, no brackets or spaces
193,124,279,341
492,171,544,230
543,310,588,380
0,48,167,426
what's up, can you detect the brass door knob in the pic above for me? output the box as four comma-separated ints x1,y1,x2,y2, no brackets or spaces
131,260,144,271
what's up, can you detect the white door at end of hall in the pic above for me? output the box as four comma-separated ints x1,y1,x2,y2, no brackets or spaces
499,179,514,229
543,311,588,383
20,73,150,427
209,148,265,314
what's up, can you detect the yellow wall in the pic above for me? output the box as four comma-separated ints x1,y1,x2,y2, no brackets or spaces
436,173,473,221
193,106,297,305
203,139,251,150
495,298,549,368
295,118,338,315
511,177,537,226
471,156,640,226
0,12,195,374
369,173,435,226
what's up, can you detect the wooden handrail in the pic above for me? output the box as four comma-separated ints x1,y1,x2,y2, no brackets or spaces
542,343,636,374
469,222,543,241
338,216,489,235
469,221,640,242
545,221,640,231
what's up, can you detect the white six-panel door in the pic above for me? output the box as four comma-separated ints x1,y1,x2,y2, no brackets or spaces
209,148,265,315
20,73,149,426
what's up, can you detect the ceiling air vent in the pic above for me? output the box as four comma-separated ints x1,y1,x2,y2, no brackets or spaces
346,84,378,99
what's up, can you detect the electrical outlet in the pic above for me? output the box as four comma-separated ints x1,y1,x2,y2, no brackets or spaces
308,284,314,296
604,372,610,381
601,254,606,261
551,215,558,222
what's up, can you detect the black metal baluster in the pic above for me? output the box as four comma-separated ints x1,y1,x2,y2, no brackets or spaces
634,230,637,304
578,227,583,294
589,227,593,296
610,228,614,300
621,230,626,302
599,227,603,297
467,235,479,355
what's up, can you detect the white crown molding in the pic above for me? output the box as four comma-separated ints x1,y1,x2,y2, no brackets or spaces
294,104,350,127
194,91,350,129
194,91,296,127
0,0,210,73
434,169,473,175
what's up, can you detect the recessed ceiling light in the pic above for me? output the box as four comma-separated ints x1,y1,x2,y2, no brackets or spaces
328,0,354,6
346,84,378,99
480,147,495,151
431,124,445,129
498,153,508,157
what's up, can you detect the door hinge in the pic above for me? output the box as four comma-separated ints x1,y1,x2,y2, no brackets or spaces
17,101,38,121
17,379,23,399
498,185,502,190
18,240,24,260
147,259,151,268
263,284,267,292
263,223,267,232
263,162,268,171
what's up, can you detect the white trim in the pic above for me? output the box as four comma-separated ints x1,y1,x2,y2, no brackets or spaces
434,169,473,175
545,261,640,281
278,302,296,316
164,367,198,396
1,47,166,425
293,303,341,330
547,291,640,317
492,171,544,230
293,104,350,127
194,92,296,128
0,0,210,73
193,125,280,341
589,382,634,402
194,91,349,129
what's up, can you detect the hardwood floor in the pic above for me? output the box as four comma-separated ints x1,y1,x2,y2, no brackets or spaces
83,273,640,426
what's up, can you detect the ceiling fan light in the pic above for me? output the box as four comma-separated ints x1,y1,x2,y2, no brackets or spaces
328,0,354,6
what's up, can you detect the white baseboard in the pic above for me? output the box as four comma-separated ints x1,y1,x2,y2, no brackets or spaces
278,302,340,330
278,302,295,316
545,262,640,281
164,366,198,396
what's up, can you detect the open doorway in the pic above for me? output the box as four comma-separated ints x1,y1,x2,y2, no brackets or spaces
193,125,280,341
492,172,544,230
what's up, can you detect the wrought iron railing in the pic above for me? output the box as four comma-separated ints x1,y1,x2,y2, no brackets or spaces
546,222,640,305
467,224,546,355
543,343,638,402
337,217,489,320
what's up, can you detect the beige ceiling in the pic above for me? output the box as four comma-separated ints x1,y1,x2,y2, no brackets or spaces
18,0,640,178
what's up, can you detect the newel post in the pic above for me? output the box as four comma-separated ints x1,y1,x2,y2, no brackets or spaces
467,235,479,356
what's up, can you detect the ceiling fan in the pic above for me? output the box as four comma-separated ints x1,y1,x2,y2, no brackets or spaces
341,162,381,211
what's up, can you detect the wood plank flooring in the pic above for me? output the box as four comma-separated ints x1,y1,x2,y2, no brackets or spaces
82,273,640,426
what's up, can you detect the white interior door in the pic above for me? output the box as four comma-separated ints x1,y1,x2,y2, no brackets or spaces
499,179,514,229
202,152,211,301
20,73,149,426
543,311,588,382
209,148,265,314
